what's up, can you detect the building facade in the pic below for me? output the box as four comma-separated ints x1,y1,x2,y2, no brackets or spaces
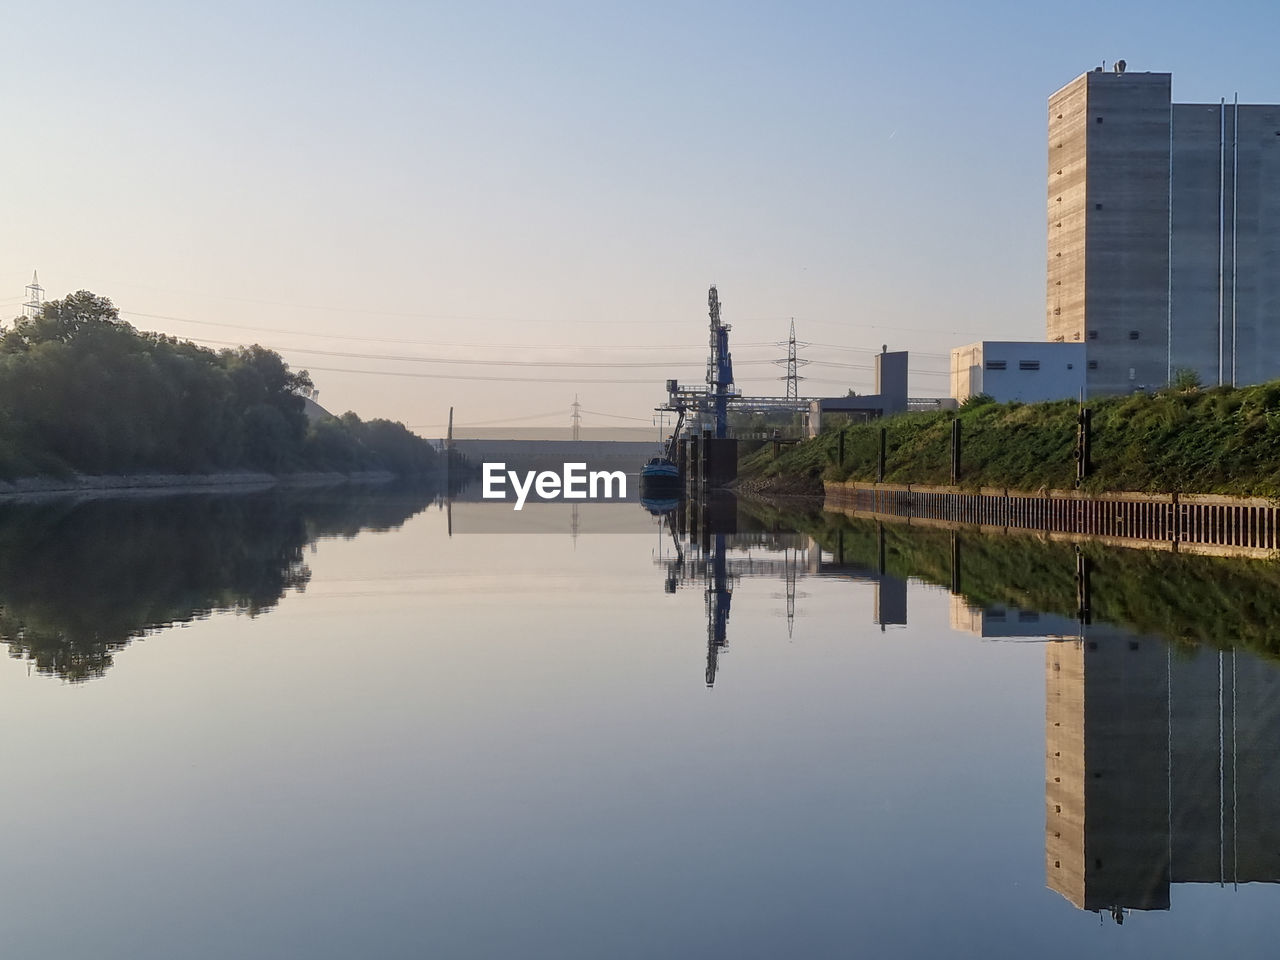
950,341,1084,403
1047,66,1280,396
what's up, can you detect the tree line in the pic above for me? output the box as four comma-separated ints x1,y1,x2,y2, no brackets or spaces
0,291,438,478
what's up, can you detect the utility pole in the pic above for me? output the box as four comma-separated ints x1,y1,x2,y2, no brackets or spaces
774,318,809,401
22,271,44,319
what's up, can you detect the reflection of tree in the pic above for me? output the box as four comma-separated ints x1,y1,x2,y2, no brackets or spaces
0,488,434,682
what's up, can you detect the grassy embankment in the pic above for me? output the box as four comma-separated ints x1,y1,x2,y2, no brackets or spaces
740,381,1280,498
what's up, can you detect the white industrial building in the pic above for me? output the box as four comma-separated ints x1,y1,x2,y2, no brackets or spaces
950,341,1085,403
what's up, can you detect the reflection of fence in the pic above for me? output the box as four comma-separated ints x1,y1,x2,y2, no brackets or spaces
827,482,1280,557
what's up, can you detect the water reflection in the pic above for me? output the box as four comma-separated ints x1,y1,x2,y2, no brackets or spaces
658,493,1280,921
0,487,436,681
654,496,910,685
1045,637,1280,921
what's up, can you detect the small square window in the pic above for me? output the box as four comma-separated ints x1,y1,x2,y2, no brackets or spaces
1096,116,1104,124
1095,203,1103,210
1128,330,1140,340
1067,363,1074,370
1088,360,1099,370
1088,330,1098,340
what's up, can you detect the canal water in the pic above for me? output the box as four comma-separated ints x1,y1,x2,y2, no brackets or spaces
2,490,1279,959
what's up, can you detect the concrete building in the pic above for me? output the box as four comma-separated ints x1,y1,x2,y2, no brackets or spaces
807,349,910,436
1046,64,1280,396
950,341,1084,403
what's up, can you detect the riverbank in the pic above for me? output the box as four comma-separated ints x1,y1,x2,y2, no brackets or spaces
739,380,1280,499
0,469,406,502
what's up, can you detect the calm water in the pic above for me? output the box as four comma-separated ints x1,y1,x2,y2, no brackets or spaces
3,490,1279,959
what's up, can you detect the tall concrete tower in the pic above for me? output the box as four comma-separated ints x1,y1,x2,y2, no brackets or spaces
1046,67,1172,397
1048,66,1280,396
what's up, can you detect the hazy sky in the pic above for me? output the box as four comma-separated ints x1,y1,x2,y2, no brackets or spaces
4,0,1278,434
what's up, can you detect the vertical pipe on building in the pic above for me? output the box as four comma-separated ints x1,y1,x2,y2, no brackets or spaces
1219,648,1225,885
1232,647,1238,887
1231,94,1239,387
1167,98,1175,384
1167,642,1174,888
1218,98,1227,386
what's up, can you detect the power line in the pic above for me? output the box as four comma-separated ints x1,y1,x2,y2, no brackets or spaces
578,408,654,422
103,282,692,324
176,333,950,374
303,365,665,384
299,364,945,390
409,409,570,428
410,407,653,428
117,310,960,367
182,336,790,369
123,310,733,352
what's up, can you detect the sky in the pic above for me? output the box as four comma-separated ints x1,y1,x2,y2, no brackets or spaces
4,0,1279,436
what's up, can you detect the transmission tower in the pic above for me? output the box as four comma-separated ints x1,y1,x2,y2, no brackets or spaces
773,318,810,400
570,395,582,441
22,271,44,319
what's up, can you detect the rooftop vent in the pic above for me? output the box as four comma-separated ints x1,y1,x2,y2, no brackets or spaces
1114,59,1127,74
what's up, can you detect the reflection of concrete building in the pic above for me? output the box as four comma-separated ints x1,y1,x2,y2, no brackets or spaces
1045,635,1280,918
949,599,1079,639
1170,650,1280,884
808,534,906,627
1046,631,1170,914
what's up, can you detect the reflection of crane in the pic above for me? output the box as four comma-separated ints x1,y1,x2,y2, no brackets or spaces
662,512,684,593
654,521,909,684
784,546,797,639
705,533,731,687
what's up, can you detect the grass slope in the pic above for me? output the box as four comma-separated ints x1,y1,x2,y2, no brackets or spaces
741,382,1280,497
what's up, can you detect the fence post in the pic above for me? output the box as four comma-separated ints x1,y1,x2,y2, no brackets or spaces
1076,407,1092,485
950,419,962,485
